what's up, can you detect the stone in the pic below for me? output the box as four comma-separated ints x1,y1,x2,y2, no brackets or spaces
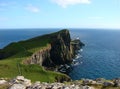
16,76,24,80
95,78,105,84
22,78,31,86
9,84,26,89
64,86,70,89
82,79,93,85
0,79,7,85
103,82,114,87
113,78,120,87
74,85,80,89
9,76,31,87
91,80,96,84
82,85,95,89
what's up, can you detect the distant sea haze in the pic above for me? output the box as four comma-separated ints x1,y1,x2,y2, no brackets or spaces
1,29,120,80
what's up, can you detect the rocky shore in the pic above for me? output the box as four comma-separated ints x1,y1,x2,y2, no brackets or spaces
1,76,120,89
1,29,119,89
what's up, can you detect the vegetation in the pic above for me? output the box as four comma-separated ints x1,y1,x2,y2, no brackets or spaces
0,30,70,82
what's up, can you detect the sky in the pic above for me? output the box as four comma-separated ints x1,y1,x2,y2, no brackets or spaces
0,0,119,29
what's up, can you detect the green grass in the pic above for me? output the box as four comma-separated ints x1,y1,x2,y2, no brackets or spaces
0,57,68,82
0,30,70,82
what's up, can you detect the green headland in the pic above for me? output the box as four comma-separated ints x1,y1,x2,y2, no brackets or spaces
0,29,83,82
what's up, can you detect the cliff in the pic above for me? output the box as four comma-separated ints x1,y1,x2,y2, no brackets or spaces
0,29,84,82
23,29,84,67
0,30,84,67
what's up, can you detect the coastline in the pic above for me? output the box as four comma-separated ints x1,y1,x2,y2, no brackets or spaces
0,29,119,89
0,29,84,83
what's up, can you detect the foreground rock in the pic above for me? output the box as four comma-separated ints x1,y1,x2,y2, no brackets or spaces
0,76,120,89
0,79,7,85
9,84,26,89
113,78,120,87
9,76,31,89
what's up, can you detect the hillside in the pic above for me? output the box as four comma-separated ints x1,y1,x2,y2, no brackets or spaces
0,29,84,82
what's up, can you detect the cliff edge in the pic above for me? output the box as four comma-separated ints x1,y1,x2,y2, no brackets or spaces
0,29,84,67
0,29,84,82
23,29,84,67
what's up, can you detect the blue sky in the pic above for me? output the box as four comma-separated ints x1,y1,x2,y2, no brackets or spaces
0,0,119,29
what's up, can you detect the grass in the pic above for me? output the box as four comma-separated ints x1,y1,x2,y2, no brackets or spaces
0,30,70,82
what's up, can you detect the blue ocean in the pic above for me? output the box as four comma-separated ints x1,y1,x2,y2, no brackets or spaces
0,29,120,80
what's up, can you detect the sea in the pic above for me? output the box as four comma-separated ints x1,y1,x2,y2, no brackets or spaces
0,28,120,80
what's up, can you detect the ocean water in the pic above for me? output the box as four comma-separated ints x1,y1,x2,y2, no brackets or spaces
0,29,59,48
0,29,120,80
69,29,120,80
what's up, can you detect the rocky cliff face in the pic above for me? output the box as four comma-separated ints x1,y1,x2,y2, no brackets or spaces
50,30,72,65
25,29,84,67
24,45,53,67
70,39,85,58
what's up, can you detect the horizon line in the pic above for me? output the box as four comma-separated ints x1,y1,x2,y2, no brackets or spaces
0,27,120,30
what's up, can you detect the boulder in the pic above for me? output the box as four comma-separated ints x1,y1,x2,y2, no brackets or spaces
103,81,114,87
82,85,95,89
9,84,26,89
16,76,24,80
82,79,94,85
113,78,120,87
0,79,7,85
95,78,105,84
10,76,31,87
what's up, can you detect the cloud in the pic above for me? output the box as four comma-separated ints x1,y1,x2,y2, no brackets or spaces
51,0,91,8
25,4,40,13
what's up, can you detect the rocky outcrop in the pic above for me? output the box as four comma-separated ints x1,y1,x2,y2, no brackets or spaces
50,29,73,65
0,29,84,67
70,39,84,58
24,44,53,67
24,29,84,67
113,78,120,87
1,76,120,89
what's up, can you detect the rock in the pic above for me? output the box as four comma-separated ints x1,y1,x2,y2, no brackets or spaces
52,85,58,89
9,84,26,89
82,85,95,89
30,81,41,89
50,29,72,65
29,30,84,67
4,76,120,89
16,76,24,80
82,79,93,85
91,80,97,84
0,79,7,85
23,78,31,86
95,78,105,84
64,86,70,89
103,81,114,87
10,76,31,87
113,78,120,87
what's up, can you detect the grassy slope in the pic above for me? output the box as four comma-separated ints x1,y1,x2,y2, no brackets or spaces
0,30,69,82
